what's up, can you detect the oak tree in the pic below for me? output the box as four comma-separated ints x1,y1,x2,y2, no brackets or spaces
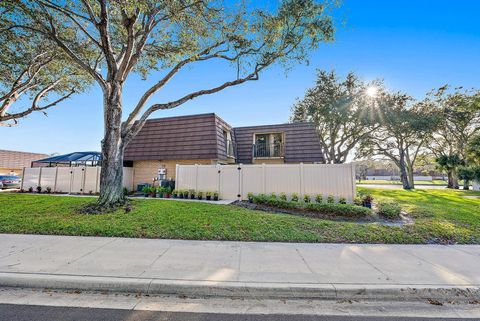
3,0,337,207
291,70,380,164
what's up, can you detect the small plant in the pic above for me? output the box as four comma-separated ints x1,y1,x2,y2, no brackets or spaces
197,191,204,200
339,197,347,204
213,191,219,201
303,194,310,203
28,186,34,193
206,191,212,201
269,192,277,199
377,201,402,219
279,192,287,201
362,194,374,208
46,186,52,194
247,192,254,203
353,196,363,206
150,186,156,197
291,193,299,202
172,189,178,198
327,195,335,204
315,194,323,203
156,186,164,198
36,186,42,193
183,190,189,199
142,185,150,197
164,187,172,198
189,189,196,199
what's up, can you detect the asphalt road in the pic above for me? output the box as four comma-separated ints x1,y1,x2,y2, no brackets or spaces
0,304,473,321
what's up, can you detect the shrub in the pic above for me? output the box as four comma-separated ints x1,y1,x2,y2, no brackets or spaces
291,193,299,202
326,195,335,204
251,193,372,219
213,191,219,200
46,187,52,194
197,191,204,199
338,197,347,204
303,194,310,203
305,203,372,219
377,201,402,219
315,194,323,203
36,186,42,193
28,186,34,193
141,185,150,195
353,196,363,206
269,192,277,199
279,192,287,201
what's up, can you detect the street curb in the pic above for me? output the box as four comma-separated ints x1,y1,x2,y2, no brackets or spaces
1,272,480,301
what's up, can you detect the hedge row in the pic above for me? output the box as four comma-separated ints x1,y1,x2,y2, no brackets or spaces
251,194,372,219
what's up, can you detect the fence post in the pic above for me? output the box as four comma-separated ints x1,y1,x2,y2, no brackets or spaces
53,167,59,193
69,169,73,194
20,167,25,190
38,167,43,188
299,163,304,197
262,163,267,193
95,167,100,194
81,167,86,194
351,163,356,201
195,164,199,191
237,163,242,199
216,164,221,196
175,164,179,187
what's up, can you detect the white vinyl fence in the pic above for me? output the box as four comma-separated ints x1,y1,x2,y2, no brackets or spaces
176,163,356,202
21,167,134,193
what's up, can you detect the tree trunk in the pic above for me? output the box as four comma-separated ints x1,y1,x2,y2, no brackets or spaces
98,83,126,207
463,179,470,190
447,169,459,189
399,159,413,190
406,164,415,190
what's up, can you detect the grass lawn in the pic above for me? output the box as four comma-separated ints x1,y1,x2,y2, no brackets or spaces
0,189,479,244
357,179,447,186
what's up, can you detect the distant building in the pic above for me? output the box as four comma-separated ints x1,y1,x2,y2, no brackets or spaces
0,149,48,176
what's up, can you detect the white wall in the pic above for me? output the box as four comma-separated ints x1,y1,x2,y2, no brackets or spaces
21,166,134,193
473,180,480,191
176,163,356,202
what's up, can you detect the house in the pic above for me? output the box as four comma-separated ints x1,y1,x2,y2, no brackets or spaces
124,113,323,187
0,149,48,176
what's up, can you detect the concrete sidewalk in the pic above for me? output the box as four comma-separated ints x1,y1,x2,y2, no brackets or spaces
1,234,479,300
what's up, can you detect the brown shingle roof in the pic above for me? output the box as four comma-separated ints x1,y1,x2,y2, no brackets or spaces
124,113,324,164
124,113,221,161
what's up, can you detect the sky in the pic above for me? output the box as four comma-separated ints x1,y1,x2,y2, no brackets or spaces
2,0,480,155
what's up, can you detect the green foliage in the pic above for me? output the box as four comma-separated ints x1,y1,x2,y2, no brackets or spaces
291,70,380,164
279,192,287,201
251,193,372,218
326,195,335,204
141,186,150,194
377,201,402,219
315,194,323,203
303,194,310,203
338,197,347,204
291,193,299,202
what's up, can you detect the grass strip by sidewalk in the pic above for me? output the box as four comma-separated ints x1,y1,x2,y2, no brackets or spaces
0,188,479,244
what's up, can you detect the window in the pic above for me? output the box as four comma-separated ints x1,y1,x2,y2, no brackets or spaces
253,133,284,158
